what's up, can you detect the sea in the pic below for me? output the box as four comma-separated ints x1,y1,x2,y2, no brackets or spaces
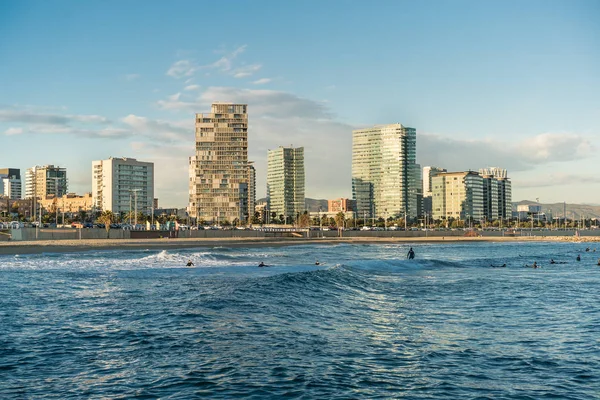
1,241,599,399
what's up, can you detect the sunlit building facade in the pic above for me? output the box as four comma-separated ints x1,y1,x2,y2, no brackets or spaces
92,157,154,214
267,146,305,220
352,124,418,219
431,171,484,221
188,103,249,223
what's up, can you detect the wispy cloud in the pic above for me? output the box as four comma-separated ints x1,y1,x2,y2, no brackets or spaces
232,64,262,78
251,78,272,85
166,60,198,79
183,84,201,91
515,173,600,188
125,73,140,81
4,127,23,135
121,114,189,142
0,108,111,125
166,45,260,79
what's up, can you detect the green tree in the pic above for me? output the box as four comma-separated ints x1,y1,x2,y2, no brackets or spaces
334,212,345,229
97,211,115,238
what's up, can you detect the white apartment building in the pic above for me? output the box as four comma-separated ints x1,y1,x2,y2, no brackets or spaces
0,168,22,199
92,157,154,214
188,103,249,224
267,146,305,220
423,166,447,197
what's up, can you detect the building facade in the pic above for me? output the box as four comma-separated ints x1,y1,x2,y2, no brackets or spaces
479,167,512,219
188,103,249,224
39,193,93,214
431,171,484,221
92,157,154,214
267,146,305,220
352,124,418,220
25,165,68,199
0,168,22,199
248,161,256,220
328,198,356,213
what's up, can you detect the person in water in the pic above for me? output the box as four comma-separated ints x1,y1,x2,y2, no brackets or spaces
576,254,581,262
532,261,538,268
258,261,269,267
315,260,320,265
550,259,556,264
597,258,600,266
407,247,415,260
186,260,194,267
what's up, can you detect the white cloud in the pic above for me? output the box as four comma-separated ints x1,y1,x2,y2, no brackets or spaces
417,131,596,173
184,84,201,91
232,64,262,78
166,45,254,79
125,73,140,81
0,108,111,125
121,114,189,142
4,127,23,135
166,60,198,79
252,78,272,85
515,172,600,188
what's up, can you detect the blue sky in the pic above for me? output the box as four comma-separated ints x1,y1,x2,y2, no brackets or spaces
1,0,599,207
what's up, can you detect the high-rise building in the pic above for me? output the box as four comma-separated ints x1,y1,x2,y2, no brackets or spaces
352,124,418,219
92,157,154,214
423,166,447,198
479,167,512,219
267,146,305,221
25,165,68,199
0,168,22,199
431,171,484,221
189,103,249,224
248,161,256,220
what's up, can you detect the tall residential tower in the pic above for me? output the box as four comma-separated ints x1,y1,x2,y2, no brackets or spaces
0,168,22,199
267,146,305,221
25,165,68,199
189,103,249,224
352,124,418,220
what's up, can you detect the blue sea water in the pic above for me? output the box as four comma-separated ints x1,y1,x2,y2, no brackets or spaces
1,241,599,399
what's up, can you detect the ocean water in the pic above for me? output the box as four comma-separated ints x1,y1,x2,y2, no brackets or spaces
1,241,599,399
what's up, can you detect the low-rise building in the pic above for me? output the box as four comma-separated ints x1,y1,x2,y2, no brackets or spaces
38,193,94,214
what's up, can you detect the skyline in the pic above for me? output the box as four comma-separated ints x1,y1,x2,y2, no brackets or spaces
1,0,599,207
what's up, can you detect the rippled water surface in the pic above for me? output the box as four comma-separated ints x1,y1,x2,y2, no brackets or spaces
1,241,600,399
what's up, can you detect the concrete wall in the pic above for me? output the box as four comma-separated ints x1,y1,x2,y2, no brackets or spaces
7,227,598,241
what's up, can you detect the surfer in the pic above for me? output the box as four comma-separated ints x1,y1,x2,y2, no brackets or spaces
576,254,581,262
490,263,506,268
407,247,415,260
550,259,556,264
315,260,320,265
186,260,194,267
597,258,600,266
533,261,538,268
258,261,269,267
586,247,590,252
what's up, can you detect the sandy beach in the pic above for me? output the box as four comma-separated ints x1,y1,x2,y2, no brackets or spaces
1,235,599,255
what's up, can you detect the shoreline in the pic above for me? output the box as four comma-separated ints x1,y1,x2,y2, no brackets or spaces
1,235,599,256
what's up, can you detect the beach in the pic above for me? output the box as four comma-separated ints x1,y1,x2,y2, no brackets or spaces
1,235,599,255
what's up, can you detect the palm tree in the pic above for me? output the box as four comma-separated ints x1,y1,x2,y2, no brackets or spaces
97,210,114,238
